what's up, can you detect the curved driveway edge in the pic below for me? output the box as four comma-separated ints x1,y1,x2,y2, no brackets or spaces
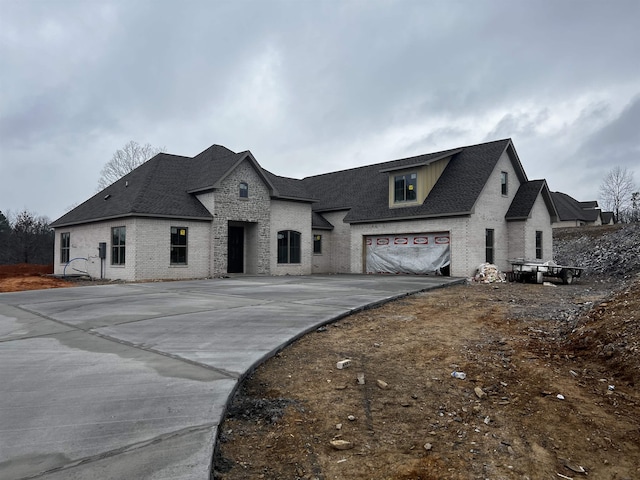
0,274,462,479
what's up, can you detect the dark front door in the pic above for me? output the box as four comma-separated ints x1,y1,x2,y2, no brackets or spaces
227,226,244,273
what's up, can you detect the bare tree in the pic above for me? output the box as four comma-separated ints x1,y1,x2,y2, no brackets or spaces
599,166,636,222
97,141,164,190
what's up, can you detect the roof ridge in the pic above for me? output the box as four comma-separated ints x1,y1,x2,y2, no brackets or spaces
302,139,511,180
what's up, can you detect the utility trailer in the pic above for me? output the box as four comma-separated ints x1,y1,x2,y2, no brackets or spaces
509,260,584,285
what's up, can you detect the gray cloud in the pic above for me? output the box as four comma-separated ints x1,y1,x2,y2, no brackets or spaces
579,96,640,167
1,0,639,220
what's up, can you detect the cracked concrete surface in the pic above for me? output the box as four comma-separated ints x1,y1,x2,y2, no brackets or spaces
0,275,460,479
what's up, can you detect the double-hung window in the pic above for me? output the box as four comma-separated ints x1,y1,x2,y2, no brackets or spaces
535,231,543,259
171,227,188,264
313,234,322,254
111,226,126,265
501,172,508,196
485,229,495,264
277,230,301,264
60,232,70,263
239,182,248,198
394,173,417,203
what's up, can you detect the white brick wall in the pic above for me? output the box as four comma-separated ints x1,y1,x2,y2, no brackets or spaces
133,218,211,280
53,219,137,281
311,210,351,274
523,194,553,261
311,230,331,273
507,221,526,262
54,218,212,281
270,200,312,275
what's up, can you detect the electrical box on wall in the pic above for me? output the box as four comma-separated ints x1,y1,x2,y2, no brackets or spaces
98,242,107,259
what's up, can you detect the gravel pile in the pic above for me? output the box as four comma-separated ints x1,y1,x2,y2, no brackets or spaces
553,223,640,278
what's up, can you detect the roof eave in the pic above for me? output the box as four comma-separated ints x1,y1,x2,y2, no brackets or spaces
312,206,352,213
272,195,316,203
187,185,215,194
347,211,472,224
51,212,213,228
377,149,462,173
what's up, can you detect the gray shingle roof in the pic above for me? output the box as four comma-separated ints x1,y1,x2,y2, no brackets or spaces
551,192,601,222
263,171,316,202
303,139,516,223
505,180,556,220
53,138,544,230
51,145,312,228
312,212,334,230
601,211,615,224
51,153,214,227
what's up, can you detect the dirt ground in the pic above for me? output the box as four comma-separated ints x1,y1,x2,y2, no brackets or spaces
0,264,75,292
214,276,640,480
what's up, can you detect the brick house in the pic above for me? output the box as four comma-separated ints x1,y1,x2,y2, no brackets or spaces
51,139,557,280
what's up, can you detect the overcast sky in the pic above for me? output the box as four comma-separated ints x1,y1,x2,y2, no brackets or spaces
1,0,639,222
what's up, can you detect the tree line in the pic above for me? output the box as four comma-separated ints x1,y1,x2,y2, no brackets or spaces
0,210,54,265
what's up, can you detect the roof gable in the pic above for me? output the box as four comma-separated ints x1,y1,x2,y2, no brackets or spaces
506,179,557,221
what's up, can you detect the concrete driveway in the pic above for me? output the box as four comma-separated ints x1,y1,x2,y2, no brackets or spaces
0,274,461,479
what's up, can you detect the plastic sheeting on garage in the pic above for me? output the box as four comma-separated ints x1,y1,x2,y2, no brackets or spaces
365,233,450,275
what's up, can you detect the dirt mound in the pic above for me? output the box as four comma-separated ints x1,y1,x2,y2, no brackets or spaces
566,280,640,386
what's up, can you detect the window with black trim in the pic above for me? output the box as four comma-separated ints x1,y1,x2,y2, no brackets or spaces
535,230,543,259
501,171,508,196
111,226,126,265
313,234,322,254
277,230,301,263
60,232,70,263
171,227,188,264
394,173,417,203
485,228,494,264
239,182,248,198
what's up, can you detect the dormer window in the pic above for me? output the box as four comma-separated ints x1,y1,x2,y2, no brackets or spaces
394,173,417,203
239,182,248,198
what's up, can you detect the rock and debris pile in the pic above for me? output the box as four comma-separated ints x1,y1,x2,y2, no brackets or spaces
553,223,640,277
472,263,506,283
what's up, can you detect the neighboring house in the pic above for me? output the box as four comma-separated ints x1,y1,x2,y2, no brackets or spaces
601,211,615,225
51,139,558,280
550,192,614,227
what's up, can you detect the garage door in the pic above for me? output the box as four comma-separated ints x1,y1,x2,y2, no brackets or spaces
365,232,450,275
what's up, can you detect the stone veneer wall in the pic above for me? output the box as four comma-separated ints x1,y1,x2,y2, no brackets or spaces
205,159,271,277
